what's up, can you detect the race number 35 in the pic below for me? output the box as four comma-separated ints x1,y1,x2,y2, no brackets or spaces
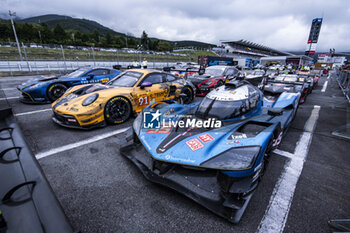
138,96,149,106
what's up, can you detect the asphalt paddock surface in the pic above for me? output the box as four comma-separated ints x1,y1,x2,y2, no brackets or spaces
0,73,349,232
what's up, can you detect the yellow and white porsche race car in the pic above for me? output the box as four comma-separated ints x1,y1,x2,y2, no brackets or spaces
51,69,195,129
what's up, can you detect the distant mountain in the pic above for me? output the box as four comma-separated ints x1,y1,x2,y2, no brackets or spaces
17,14,125,36
174,40,216,48
16,14,215,48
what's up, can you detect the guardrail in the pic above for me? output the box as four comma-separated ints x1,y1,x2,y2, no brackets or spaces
0,60,178,75
334,69,350,103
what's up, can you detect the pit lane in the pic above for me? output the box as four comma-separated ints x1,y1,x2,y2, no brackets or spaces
0,73,349,233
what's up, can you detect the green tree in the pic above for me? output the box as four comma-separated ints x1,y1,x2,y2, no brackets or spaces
53,24,67,43
140,30,149,50
0,23,11,40
157,41,173,51
92,30,100,44
149,39,159,51
128,37,137,48
81,33,89,43
40,23,53,43
105,32,112,46
114,36,125,48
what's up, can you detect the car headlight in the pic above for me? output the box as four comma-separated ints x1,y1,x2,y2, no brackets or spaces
82,93,99,106
200,146,260,170
133,111,143,135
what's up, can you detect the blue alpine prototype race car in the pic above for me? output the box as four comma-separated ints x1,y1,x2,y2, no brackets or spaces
17,67,120,103
120,80,300,223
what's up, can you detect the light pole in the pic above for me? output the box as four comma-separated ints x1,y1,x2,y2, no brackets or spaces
9,10,23,61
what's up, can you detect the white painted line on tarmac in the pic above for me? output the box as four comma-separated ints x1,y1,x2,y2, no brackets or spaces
35,127,130,160
14,108,52,116
273,149,294,159
1,88,17,91
0,96,20,101
257,105,320,233
321,81,328,92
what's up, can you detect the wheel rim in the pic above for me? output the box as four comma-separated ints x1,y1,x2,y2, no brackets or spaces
107,99,130,122
51,86,66,100
182,88,192,104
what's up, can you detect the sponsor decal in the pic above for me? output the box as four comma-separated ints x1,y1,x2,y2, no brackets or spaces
186,138,204,151
164,155,195,163
231,134,247,139
226,140,240,144
146,125,172,134
138,96,150,106
272,131,283,146
198,133,214,143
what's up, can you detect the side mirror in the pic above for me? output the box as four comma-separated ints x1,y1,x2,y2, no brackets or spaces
140,82,152,89
87,73,94,80
199,67,205,75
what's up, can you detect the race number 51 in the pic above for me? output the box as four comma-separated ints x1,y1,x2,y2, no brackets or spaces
138,96,149,106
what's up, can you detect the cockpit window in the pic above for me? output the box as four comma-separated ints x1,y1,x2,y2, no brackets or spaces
107,71,143,87
275,75,298,82
205,67,225,76
66,68,89,78
196,84,260,120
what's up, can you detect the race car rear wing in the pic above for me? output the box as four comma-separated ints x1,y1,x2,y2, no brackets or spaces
0,96,74,233
163,66,205,77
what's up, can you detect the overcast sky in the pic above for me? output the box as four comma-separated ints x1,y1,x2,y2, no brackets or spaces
1,0,349,51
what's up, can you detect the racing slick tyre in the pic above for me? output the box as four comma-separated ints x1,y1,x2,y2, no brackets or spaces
180,86,194,104
104,96,132,124
47,83,68,102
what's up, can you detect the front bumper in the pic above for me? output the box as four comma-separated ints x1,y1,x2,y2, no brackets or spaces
120,133,259,223
52,112,106,130
17,88,49,104
196,87,214,96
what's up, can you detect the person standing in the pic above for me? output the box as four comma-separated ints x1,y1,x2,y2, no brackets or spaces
142,58,148,69
132,60,140,68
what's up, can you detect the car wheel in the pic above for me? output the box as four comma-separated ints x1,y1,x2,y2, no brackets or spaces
104,96,131,124
47,83,68,102
181,86,194,104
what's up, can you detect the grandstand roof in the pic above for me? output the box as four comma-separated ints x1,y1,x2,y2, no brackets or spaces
221,39,292,57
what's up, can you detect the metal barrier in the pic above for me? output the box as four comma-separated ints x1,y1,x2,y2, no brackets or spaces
0,60,178,74
334,69,350,103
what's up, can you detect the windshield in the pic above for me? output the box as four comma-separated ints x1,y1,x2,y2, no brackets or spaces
205,67,225,76
275,76,298,82
107,71,143,87
66,68,89,78
252,71,264,75
196,85,260,120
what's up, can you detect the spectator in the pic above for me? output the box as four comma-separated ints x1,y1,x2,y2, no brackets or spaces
142,58,148,69
132,60,140,68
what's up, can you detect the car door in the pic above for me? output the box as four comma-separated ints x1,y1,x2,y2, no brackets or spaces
84,69,111,84
132,73,169,113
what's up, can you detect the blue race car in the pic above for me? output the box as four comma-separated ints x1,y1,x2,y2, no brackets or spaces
17,67,120,103
120,80,300,223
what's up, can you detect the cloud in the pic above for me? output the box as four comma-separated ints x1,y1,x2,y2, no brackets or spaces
2,0,350,51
